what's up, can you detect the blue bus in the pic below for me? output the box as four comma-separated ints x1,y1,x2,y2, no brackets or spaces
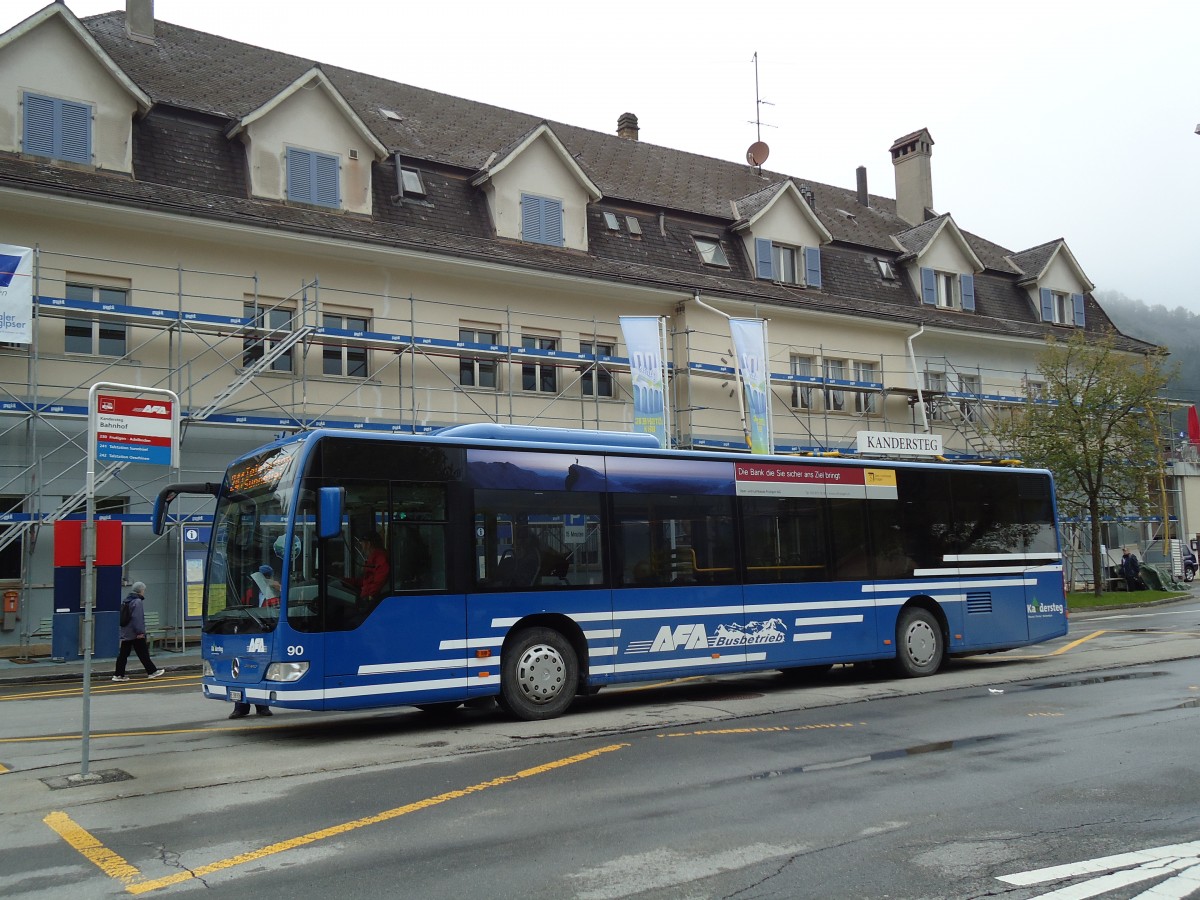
154,424,1068,721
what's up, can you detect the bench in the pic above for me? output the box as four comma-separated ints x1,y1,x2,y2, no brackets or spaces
30,617,53,641
143,611,171,650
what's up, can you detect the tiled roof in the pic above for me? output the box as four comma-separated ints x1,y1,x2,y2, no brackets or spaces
0,9,1152,355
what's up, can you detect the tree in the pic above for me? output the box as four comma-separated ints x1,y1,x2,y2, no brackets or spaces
996,330,1173,595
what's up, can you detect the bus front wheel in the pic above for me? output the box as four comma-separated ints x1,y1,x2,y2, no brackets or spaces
894,607,944,677
501,627,578,721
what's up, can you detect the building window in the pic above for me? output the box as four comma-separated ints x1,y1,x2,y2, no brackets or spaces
602,212,620,231
920,267,975,311
693,235,729,267
521,194,564,246
790,355,814,409
286,147,340,208
959,374,982,423
825,359,847,412
459,326,499,389
399,167,425,197
877,259,897,280
322,312,369,377
64,283,127,357
754,238,822,287
1025,378,1045,402
924,371,947,421
23,93,91,164
1039,289,1084,327
522,335,558,393
581,340,614,398
853,361,879,415
243,303,295,373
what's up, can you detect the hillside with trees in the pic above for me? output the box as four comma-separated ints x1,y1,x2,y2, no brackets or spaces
1096,290,1200,407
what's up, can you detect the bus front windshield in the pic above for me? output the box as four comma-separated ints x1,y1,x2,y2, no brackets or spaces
204,444,301,635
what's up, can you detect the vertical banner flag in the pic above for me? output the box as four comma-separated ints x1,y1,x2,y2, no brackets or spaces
619,315,667,448
730,317,770,454
0,244,33,345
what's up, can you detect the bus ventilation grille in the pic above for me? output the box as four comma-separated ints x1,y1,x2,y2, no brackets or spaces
966,592,993,614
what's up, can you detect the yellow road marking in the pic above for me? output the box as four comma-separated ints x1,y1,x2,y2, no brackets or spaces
1049,630,1107,655
659,722,860,738
1,675,199,702
44,811,142,886
0,762,9,773
45,742,628,894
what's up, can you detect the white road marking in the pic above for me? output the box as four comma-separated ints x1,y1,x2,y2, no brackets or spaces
999,841,1200,899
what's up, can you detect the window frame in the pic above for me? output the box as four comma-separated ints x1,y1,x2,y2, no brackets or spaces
64,282,128,357
321,310,370,378
459,326,500,390
790,355,814,410
521,334,559,393
852,361,879,415
580,339,615,398
693,235,730,268
243,301,296,373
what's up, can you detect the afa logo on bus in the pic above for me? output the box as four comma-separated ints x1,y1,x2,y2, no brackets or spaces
630,619,788,653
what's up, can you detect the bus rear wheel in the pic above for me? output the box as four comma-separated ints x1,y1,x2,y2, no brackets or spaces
501,627,578,721
894,607,944,677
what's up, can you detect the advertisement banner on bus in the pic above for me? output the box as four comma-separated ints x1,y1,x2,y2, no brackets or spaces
734,462,898,499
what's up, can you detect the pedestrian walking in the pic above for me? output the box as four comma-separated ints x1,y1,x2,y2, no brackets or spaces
112,582,164,681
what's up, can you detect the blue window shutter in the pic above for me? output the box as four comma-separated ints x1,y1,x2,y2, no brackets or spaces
1039,288,1054,322
920,267,937,305
313,153,340,207
755,238,774,280
58,100,91,163
521,194,542,242
23,94,56,157
960,274,975,311
545,198,564,247
1072,292,1085,327
287,148,313,203
804,246,822,289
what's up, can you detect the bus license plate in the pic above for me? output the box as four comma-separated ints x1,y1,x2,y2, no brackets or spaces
229,690,242,701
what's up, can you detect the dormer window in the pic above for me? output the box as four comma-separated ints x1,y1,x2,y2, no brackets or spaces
286,147,340,208
876,259,897,280
1040,289,1085,327
693,235,729,267
754,238,821,288
521,194,564,247
919,267,975,312
603,212,620,231
23,93,91,164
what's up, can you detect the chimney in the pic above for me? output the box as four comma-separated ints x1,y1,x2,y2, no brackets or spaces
856,166,869,208
889,128,934,225
617,112,639,141
126,0,155,42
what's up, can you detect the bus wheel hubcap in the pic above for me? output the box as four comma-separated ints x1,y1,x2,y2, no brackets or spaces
905,621,936,666
516,644,566,704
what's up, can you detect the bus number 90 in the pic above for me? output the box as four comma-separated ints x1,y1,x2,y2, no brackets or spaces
286,645,304,657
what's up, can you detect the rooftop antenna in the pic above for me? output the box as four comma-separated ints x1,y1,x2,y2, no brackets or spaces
746,51,774,174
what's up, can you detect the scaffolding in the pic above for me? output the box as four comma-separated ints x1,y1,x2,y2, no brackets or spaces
0,243,1094,648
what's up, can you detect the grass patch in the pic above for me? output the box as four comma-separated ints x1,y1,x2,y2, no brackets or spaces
1067,589,1190,610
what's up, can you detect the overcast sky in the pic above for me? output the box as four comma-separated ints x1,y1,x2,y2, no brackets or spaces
8,1,1199,311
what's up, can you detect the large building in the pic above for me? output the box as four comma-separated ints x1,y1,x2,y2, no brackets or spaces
0,2,1158,654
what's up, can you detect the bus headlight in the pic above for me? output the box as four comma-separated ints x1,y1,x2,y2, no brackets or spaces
265,661,309,682
202,660,213,677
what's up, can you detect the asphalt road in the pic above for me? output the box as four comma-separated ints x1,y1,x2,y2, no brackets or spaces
2,599,1199,898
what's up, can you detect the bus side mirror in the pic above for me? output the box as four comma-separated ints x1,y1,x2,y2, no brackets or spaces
317,487,344,540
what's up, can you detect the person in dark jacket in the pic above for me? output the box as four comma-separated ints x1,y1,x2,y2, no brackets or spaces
112,582,164,681
1120,550,1144,591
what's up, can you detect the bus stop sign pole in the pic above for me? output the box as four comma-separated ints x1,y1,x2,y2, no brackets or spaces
73,382,179,784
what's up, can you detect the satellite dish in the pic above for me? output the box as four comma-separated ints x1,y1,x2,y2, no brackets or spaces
746,141,770,166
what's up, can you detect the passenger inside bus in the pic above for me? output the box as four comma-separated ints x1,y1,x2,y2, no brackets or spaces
496,527,542,586
344,531,391,601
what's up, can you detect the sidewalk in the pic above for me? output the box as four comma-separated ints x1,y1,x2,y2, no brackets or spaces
0,645,203,685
